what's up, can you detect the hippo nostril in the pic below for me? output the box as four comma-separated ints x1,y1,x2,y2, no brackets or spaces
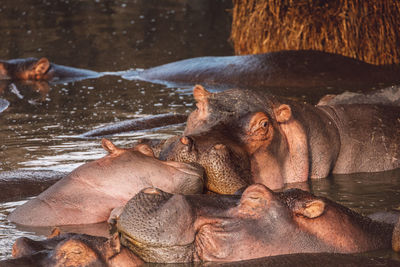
213,144,226,150
142,187,161,195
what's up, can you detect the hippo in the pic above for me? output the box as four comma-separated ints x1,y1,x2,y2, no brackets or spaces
4,230,400,267
8,138,204,227
114,184,400,263
317,85,400,106
80,113,188,138
0,57,102,83
4,229,143,267
169,85,400,190
122,50,400,98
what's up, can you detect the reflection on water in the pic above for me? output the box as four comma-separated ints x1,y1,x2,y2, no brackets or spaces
0,0,399,263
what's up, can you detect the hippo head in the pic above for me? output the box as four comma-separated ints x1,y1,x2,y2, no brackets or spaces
0,58,54,81
116,184,394,263
10,231,143,266
159,130,251,194
184,85,310,189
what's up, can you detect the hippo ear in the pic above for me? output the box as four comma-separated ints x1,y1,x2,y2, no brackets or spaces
101,138,118,154
34,58,50,75
193,85,211,102
238,184,274,217
48,227,61,238
274,104,292,123
294,199,326,219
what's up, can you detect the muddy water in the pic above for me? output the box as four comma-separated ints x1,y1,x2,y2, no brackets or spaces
0,0,399,263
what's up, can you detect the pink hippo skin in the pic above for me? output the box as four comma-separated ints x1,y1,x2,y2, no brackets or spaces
8,139,204,227
115,184,400,263
165,85,400,191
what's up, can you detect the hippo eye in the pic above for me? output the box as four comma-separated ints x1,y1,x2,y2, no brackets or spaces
260,120,268,129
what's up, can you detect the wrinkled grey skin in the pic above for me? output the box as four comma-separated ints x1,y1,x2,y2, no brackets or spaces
115,185,397,263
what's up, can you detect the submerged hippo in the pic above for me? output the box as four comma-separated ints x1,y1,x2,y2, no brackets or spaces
318,85,400,106
8,139,203,227
122,50,400,94
115,184,400,263
163,85,400,190
6,230,143,267
0,57,102,83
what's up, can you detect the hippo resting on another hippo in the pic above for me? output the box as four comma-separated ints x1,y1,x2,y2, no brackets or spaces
8,139,203,227
114,184,400,263
122,50,400,94
0,57,102,83
161,85,400,192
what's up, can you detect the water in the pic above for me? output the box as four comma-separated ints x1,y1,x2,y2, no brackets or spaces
0,0,399,263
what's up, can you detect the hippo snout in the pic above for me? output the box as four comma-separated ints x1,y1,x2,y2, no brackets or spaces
116,188,197,262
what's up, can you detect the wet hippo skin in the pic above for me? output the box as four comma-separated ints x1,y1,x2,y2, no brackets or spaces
166,86,400,191
115,184,400,263
8,139,204,227
123,50,400,92
318,85,400,106
80,113,188,138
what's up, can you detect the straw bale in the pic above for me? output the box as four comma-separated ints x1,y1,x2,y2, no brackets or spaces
231,0,400,65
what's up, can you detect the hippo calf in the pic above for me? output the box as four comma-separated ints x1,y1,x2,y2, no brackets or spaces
8,139,204,227
0,57,102,83
115,184,400,263
165,86,400,191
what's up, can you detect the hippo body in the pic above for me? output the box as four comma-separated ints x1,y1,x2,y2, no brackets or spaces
0,57,102,83
115,185,399,263
8,139,203,227
80,113,188,138
123,50,400,93
162,86,400,191
318,85,400,106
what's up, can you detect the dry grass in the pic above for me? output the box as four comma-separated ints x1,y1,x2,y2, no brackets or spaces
231,0,400,65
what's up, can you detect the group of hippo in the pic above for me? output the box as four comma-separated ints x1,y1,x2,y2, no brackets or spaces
2,50,400,266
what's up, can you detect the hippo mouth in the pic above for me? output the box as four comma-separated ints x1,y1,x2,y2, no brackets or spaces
118,229,195,263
